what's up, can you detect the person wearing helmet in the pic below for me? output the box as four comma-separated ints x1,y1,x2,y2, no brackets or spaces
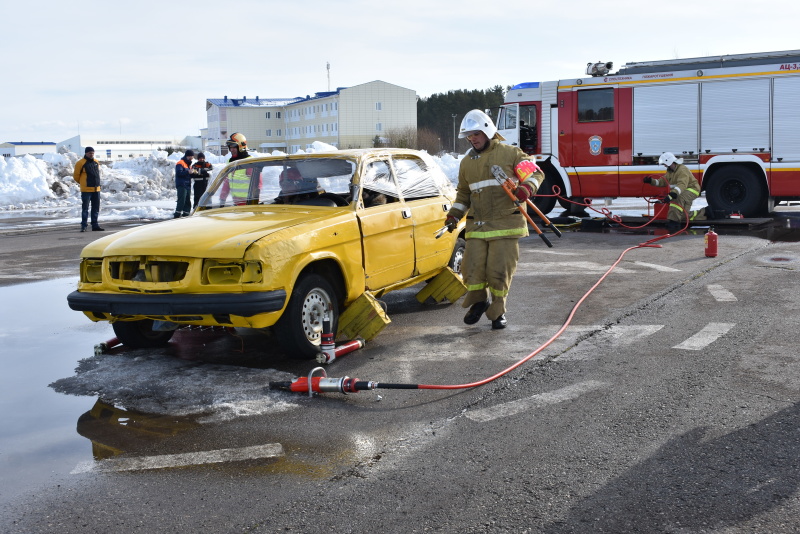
444,109,544,330
219,133,258,206
644,152,714,228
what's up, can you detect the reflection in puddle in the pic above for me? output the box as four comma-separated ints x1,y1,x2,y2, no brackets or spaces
77,400,201,460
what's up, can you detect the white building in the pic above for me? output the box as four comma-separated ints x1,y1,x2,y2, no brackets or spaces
57,135,200,161
0,142,57,158
205,80,417,155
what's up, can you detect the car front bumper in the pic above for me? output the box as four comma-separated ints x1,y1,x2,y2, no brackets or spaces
67,289,287,317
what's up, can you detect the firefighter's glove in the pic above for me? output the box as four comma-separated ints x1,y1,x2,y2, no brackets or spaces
515,183,533,202
445,216,459,233
642,176,652,184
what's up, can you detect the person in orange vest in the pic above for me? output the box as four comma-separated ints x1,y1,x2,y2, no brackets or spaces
73,147,104,232
174,149,196,218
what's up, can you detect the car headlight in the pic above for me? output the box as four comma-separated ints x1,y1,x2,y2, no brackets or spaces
81,258,104,283
202,260,263,285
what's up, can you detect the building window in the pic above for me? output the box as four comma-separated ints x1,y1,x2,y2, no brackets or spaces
276,111,281,118
376,102,382,111
266,129,272,136
266,112,271,119
277,129,282,136
376,123,382,131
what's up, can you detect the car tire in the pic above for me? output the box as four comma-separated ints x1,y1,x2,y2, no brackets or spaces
275,273,339,360
448,237,466,275
112,319,175,349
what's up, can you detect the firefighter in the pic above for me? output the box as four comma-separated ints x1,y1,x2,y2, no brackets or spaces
219,133,257,206
644,152,715,227
445,109,543,329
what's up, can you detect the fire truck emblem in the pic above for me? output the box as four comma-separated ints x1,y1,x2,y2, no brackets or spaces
589,135,603,156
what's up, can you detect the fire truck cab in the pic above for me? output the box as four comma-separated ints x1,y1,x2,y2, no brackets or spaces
496,50,800,217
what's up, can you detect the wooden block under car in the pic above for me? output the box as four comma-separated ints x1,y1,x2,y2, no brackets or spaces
337,291,391,341
415,267,467,304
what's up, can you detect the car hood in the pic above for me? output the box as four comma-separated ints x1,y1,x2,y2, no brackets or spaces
82,207,341,259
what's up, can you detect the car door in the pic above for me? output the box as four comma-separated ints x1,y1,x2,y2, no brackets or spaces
391,155,453,276
356,158,415,290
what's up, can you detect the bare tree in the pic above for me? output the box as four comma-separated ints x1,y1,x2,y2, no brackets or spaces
385,126,418,149
416,127,442,155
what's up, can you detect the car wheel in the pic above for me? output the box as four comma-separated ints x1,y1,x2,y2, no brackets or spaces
448,237,466,275
275,273,339,360
705,166,766,217
112,319,175,349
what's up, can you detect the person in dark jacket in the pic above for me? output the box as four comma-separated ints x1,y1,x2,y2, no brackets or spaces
73,147,103,232
191,152,213,209
174,149,195,218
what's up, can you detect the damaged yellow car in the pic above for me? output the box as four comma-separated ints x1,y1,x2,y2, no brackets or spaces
67,149,465,359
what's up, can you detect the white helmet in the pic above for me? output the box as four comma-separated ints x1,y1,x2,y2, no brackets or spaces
659,152,683,166
458,109,504,140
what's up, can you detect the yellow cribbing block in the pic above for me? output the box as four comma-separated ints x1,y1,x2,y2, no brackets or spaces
415,267,467,304
337,291,391,341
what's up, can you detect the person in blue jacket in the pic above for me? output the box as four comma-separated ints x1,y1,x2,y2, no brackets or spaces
174,149,196,218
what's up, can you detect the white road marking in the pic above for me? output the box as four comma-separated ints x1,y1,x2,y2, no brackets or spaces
524,250,583,256
707,284,738,302
517,261,637,274
392,325,665,361
673,323,735,351
633,261,681,272
466,380,609,423
71,443,284,474
602,324,664,344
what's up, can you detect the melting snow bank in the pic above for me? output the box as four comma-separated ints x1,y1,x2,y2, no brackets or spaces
49,351,300,423
0,143,463,214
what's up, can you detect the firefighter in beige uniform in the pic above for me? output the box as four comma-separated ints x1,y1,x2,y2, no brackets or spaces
644,152,713,224
445,110,543,329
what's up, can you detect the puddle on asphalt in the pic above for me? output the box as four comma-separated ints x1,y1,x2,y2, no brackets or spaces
0,278,306,506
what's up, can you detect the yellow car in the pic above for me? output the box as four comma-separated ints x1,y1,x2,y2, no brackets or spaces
67,149,465,359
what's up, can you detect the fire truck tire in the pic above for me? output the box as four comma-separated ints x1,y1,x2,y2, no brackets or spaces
112,319,175,349
530,173,557,215
705,166,766,217
274,273,339,360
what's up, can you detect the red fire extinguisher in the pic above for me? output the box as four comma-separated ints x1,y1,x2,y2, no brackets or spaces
705,227,718,257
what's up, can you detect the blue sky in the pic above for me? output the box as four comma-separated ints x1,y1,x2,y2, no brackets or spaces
2,0,799,143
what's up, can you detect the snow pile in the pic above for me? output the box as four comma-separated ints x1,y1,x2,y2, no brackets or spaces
0,142,461,213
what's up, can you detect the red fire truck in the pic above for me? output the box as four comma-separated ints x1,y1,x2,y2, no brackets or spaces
495,49,800,217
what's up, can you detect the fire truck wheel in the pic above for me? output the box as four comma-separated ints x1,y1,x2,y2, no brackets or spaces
530,173,557,215
275,273,339,360
112,319,175,349
705,166,766,217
